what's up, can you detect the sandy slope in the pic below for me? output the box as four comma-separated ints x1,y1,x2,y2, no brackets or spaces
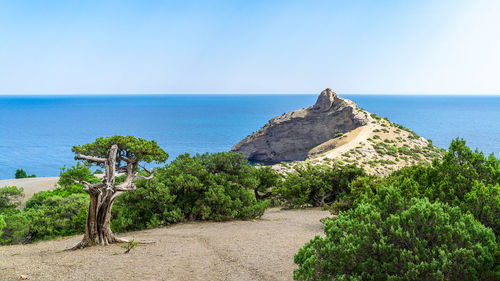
0,177,59,207
0,208,329,281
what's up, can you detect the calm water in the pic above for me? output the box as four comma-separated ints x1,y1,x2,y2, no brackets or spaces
0,94,498,179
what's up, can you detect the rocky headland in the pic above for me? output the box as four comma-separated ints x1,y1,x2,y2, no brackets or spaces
232,88,443,176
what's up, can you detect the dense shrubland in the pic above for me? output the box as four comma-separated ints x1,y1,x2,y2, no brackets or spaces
295,138,500,280
0,137,498,279
295,187,498,281
0,164,96,244
0,152,273,243
329,138,500,236
112,152,269,232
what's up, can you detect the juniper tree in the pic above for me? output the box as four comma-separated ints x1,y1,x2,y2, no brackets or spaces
70,136,167,249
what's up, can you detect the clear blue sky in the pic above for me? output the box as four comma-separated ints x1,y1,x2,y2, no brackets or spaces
1,0,499,95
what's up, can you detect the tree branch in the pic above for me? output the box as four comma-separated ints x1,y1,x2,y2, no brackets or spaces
81,180,105,193
134,173,154,181
76,154,107,163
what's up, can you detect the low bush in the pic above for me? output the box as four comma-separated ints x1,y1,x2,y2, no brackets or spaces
295,187,498,281
15,169,35,179
0,209,30,244
0,186,24,211
331,139,500,236
252,166,281,201
24,193,88,241
25,163,98,209
113,152,270,232
278,164,365,208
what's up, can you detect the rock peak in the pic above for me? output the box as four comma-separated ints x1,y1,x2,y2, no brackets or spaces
313,88,337,111
232,88,367,163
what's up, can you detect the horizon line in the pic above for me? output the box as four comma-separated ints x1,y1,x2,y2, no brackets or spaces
1,92,500,97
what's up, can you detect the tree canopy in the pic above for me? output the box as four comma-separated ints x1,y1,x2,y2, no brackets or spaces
72,135,168,169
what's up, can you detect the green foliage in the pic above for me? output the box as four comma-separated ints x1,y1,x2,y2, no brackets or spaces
58,162,99,189
72,135,168,167
334,138,500,236
295,187,498,281
0,186,24,211
24,194,88,241
0,215,5,237
278,164,365,208
0,187,28,244
1,189,88,245
0,209,30,244
0,165,97,244
370,113,381,121
252,166,281,201
112,176,183,232
2,150,272,244
25,163,98,209
122,239,138,254
164,152,268,221
14,169,35,179
113,152,269,232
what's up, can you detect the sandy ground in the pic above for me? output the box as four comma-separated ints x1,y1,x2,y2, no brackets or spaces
0,208,329,281
0,177,59,207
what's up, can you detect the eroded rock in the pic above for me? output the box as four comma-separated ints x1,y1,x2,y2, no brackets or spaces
231,89,368,162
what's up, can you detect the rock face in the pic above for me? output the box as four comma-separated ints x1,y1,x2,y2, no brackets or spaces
231,89,368,163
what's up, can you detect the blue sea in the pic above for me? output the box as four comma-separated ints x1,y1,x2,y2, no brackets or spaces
0,94,499,179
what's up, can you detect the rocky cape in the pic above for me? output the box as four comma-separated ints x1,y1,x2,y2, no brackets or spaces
232,89,367,163
232,88,443,176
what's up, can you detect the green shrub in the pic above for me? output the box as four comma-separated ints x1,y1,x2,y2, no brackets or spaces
24,193,88,241
328,175,386,214
0,209,30,244
295,187,498,281
113,152,269,232
0,186,24,211
112,177,183,232
278,164,365,208
336,139,500,236
15,169,35,179
252,166,281,201
161,152,268,221
0,215,5,237
25,163,98,209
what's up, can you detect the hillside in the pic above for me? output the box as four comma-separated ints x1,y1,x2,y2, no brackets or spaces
233,89,444,176
0,208,328,281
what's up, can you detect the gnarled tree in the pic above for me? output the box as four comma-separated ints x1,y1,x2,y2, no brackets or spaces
71,136,167,249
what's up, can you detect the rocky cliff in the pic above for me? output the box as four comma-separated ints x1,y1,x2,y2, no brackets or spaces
232,88,444,176
231,89,368,163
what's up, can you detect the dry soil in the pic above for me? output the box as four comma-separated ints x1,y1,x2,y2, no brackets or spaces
0,208,329,281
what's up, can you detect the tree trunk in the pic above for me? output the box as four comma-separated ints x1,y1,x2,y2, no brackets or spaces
71,144,151,250
72,189,126,249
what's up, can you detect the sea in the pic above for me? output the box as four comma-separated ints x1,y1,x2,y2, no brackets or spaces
0,94,499,180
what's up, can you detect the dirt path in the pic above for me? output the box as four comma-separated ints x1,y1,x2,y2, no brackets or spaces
322,124,372,159
0,208,329,281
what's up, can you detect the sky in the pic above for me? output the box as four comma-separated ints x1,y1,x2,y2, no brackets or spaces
0,0,499,95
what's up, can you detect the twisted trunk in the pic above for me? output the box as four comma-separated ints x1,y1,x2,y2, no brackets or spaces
71,144,153,250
